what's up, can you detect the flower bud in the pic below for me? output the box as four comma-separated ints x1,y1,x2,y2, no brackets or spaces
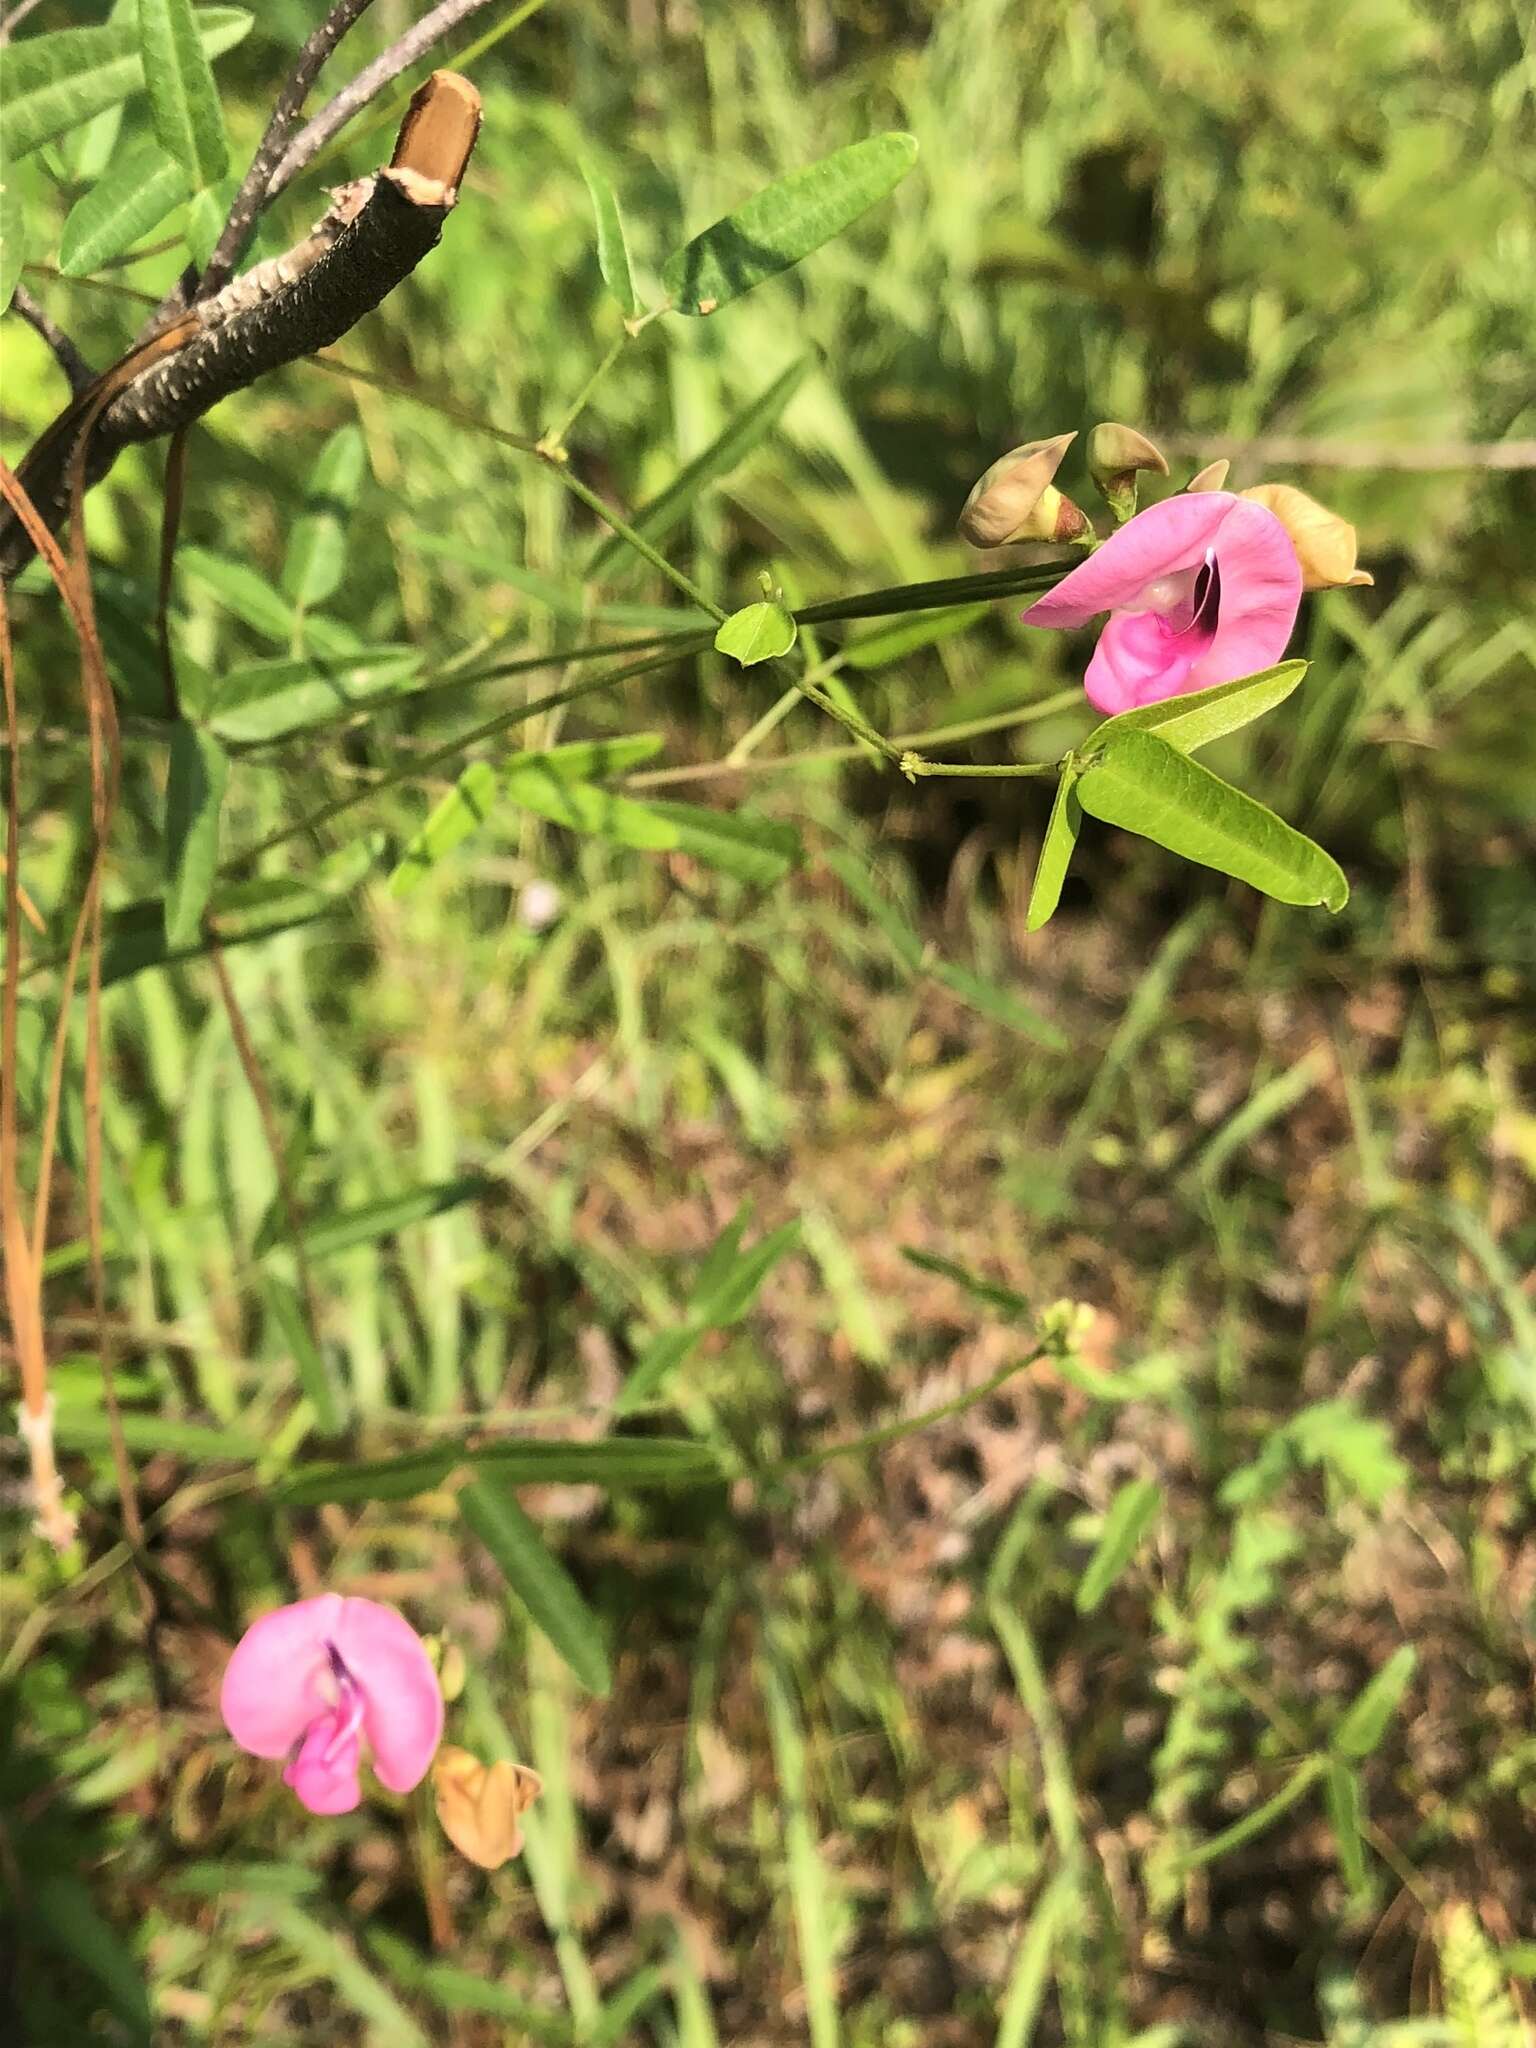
1238,482,1373,592
1086,422,1168,524
433,1746,543,1870
957,432,1076,547
1185,458,1230,494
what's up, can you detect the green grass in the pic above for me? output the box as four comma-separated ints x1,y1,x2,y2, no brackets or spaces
3,0,1535,2043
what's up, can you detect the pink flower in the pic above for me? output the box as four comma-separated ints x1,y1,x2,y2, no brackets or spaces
1020,491,1302,716
220,1594,444,1815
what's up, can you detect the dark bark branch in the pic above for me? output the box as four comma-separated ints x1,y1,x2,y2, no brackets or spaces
267,0,501,204
194,0,380,304
10,286,95,397
1,75,482,584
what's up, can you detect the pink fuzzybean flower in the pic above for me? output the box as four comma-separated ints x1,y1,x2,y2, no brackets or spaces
220,1594,444,1815
1021,490,1302,716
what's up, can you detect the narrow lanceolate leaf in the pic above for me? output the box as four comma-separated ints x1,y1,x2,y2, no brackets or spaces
277,1446,461,1507
458,1478,612,1695
579,157,638,318
588,355,812,573
1076,726,1349,911
2,10,251,159
0,138,29,314
1024,762,1082,932
178,543,298,640
1083,659,1309,758
714,600,797,667
642,800,801,885
467,1437,726,1486
927,961,1067,1049
138,0,229,188
297,1176,495,1261
1331,1645,1417,1760
58,142,188,275
282,426,369,611
1073,1478,1161,1614
616,1219,801,1412
662,132,918,314
387,737,664,894
1324,1760,1368,1893
163,722,228,949
208,648,421,745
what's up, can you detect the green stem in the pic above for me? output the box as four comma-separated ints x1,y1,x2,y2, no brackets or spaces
545,463,726,621
901,755,1056,780
538,331,627,456
769,1348,1044,1477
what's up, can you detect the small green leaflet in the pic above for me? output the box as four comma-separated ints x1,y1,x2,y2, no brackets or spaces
641,800,801,885
59,141,188,275
277,1447,461,1507
1076,726,1348,911
162,723,228,949
662,132,918,314
1331,1645,1417,1760
579,156,638,318
458,1478,611,1695
1081,659,1309,759
2,9,251,160
138,0,229,189
0,136,37,313
1324,1761,1368,1893
587,355,812,575
208,648,421,745
281,425,368,611
714,600,797,667
1073,1478,1161,1613
1025,761,1082,932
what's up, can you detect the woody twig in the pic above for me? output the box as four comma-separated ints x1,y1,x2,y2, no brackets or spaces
0,70,483,583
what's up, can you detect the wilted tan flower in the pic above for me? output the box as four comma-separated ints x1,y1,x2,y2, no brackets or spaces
1185,458,1231,494
1238,482,1372,591
433,1746,543,1869
1086,422,1169,523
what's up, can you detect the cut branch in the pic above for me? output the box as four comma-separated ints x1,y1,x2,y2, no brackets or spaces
0,73,482,584
266,0,500,207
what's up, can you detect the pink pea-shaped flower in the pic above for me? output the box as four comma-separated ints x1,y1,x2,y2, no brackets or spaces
1021,489,1302,716
220,1594,444,1815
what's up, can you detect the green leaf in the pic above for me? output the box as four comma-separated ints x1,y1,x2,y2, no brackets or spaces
579,156,638,318
644,799,801,885
1025,763,1082,932
282,425,368,610
1331,1645,1417,1760
138,0,229,188
458,1478,612,1694
0,137,34,313
616,1219,801,1412
1,10,250,160
387,737,663,894
263,1274,344,1436
662,132,918,313
1324,1759,1369,1893
714,599,798,667
825,847,925,972
177,543,297,640
295,1176,494,1261
900,1248,1030,1318
1074,1478,1161,1614
1075,726,1349,910
58,141,188,275
588,356,812,573
1082,659,1309,758
842,603,988,671
163,722,228,949
928,960,1067,1049
208,648,421,745
97,849,374,988
25,1875,153,2041
276,1446,460,1507
503,766,680,849
183,173,236,266
468,1436,726,1485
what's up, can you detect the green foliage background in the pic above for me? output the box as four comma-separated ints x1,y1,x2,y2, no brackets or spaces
3,1,1535,2042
